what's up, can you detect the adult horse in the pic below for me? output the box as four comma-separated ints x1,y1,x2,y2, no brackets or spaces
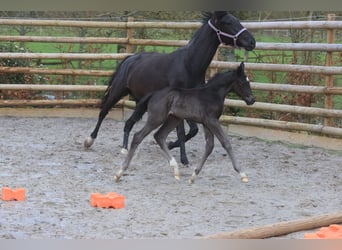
114,62,255,183
84,11,255,166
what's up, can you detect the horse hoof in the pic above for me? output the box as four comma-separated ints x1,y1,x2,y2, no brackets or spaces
114,175,120,182
241,177,248,182
120,148,128,155
84,137,94,148
240,173,248,183
189,173,196,184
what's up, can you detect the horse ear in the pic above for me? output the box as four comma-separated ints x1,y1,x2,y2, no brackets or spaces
213,11,228,21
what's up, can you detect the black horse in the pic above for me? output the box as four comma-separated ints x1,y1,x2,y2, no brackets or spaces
84,11,255,166
114,62,255,183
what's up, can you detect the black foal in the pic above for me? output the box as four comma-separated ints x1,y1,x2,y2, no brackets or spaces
114,62,255,183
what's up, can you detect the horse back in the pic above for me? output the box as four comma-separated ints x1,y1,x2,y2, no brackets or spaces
124,51,203,100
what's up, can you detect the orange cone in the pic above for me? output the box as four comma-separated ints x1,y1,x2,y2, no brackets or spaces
1,187,26,201
304,224,342,239
90,192,124,209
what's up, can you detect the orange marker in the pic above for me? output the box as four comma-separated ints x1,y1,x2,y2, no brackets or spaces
1,187,26,201
304,224,342,239
90,192,124,209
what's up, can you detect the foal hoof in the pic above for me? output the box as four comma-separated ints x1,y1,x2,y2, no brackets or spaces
240,173,249,183
115,169,124,182
188,173,196,184
84,137,94,148
241,176,249,183
114,175,121,182
120,148,128,155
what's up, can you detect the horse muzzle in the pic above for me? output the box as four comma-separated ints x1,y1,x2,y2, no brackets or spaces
245,96,256,105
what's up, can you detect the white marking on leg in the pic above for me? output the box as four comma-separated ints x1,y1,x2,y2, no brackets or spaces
114,169,124,182
188,172,197,184
84,137,94,148
240,172,248,183
170,157,180,180
120,148,128,155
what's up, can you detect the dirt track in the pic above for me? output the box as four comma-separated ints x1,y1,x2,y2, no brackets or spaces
0,114,341,239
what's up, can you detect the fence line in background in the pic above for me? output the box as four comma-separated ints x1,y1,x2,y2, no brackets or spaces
0,18,342,137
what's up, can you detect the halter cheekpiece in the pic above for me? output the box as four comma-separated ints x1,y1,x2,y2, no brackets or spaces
208,19,247,48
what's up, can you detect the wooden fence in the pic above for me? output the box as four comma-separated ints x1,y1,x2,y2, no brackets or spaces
0,16,342,138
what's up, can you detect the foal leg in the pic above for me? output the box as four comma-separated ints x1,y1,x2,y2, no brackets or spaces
206,119,248,183
189,127,214,184
153,116,182,180
114,121,160,182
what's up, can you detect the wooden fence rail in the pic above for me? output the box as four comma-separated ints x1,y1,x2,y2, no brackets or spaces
0,17,342,138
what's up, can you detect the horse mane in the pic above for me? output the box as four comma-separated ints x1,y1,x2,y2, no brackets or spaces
201,11,228,23
201,12,212,23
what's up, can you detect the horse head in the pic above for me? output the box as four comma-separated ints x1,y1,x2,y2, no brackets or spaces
233,62,256,105
208,11,256,51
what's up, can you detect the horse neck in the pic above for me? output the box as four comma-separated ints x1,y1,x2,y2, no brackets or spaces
184,23,220,79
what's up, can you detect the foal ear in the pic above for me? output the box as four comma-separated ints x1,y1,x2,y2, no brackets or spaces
237,62,245,75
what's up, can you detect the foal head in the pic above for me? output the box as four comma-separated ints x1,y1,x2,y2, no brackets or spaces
207,11,256,51
232,62,256,105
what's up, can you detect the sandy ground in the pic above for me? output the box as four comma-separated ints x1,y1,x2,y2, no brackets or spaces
0,114,341,239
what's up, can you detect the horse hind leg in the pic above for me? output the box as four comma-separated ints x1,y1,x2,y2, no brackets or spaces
84,83,128,149
84,107,109,148
121,100,148,154
154,116,182,180
121,111,139,155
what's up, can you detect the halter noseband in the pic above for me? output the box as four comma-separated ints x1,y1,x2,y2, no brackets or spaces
208,19,247,48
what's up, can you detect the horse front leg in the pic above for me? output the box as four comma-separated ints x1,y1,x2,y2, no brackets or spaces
189,126,214,184
168,120,199,149
176,121,189,166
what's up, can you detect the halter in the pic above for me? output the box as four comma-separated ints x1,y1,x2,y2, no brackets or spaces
208,19,247,48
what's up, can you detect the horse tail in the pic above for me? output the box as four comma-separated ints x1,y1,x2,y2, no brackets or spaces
130,92,154,123
99,73,116,109
99,56,132,109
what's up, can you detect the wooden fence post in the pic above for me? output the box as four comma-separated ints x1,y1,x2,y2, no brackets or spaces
126,16,134,54
324,13,335,126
